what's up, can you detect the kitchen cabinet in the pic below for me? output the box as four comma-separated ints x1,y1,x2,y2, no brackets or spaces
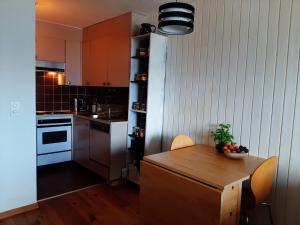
36,36,66,63
66,41,82,85
36,36,82,86
36,20,83,85
83,35,130,87
82,13,131,87
82,41,91,85
107,34,130,87
73,117,90,168
82,37,109,86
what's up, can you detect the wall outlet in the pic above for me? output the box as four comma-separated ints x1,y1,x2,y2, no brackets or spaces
10,101,21,116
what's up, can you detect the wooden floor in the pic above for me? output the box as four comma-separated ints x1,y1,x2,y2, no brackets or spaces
0,183,141,225
37,161,104,200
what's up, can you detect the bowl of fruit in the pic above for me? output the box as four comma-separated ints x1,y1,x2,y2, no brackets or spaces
223,144,249,159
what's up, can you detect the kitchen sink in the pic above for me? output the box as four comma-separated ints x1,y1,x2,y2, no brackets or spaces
80,111,127,121
90,114,100,119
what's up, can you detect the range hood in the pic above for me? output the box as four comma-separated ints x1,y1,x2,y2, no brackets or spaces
36,60,65,72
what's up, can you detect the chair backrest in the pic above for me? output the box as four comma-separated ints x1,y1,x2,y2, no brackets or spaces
251,156,278,205
171,134,194,150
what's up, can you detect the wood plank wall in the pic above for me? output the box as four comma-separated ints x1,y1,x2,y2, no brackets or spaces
159,0,300,224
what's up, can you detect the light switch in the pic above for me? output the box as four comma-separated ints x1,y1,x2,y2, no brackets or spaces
10,101,21,116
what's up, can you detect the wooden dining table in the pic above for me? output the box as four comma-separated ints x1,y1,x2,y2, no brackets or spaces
140,144,265,225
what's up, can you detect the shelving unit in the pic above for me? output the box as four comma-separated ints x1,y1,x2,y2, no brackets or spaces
126,33,167,184
131,56,149,60
129,109,147,114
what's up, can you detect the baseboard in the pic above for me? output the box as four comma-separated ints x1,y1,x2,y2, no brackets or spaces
0,203,39,220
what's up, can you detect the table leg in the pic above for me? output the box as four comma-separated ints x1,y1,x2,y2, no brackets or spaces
220,182,242,225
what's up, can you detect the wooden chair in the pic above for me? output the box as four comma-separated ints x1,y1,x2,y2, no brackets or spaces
170,134,194,150
241,156,278,225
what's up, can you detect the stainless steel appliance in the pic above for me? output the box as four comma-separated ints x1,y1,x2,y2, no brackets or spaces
36,114,72,166
36,60,65,73
73,116,128,182
89,122,110,167
74,98,88,112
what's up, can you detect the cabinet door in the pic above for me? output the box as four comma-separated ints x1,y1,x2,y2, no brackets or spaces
82,41,91,86
90,37,109,86
36,36,66,62
107,34,130,87
82,37,109,86
66,40,82,85
73,117,90,168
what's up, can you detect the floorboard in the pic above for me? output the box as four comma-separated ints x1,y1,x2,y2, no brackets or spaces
0,183,141,225
37,161,105,200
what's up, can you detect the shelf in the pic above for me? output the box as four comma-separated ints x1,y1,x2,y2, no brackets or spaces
132,33,151,40
128,147,144,152
129,134,145,140
131,56,149,60
130,80,148,84
130,109,147,114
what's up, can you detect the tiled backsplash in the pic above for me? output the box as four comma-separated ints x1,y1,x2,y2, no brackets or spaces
36,72,129,112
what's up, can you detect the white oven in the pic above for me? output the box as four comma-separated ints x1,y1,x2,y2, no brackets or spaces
36,114,73,166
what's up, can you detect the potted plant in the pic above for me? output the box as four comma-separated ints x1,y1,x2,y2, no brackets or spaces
211,123,235,153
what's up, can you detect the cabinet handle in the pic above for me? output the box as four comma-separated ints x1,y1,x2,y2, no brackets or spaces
86,82,90,86
67,81,71,85
102,82,106,86
107,82,111,86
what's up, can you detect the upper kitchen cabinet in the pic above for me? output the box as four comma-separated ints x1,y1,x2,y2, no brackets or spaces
107,34,130,87
65,41,82,85
82,13,131,87
36,21,83,85
83,36,110,86
36,36,66,63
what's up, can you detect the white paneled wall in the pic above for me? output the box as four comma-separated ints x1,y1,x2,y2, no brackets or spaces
160,0,300,224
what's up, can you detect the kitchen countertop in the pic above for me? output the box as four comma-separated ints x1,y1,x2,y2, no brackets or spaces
74,113,128,125
36,111,128,125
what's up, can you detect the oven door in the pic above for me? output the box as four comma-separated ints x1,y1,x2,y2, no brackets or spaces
37,125,72,154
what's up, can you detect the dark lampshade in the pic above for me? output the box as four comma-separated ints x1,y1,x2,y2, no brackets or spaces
158,2,195,35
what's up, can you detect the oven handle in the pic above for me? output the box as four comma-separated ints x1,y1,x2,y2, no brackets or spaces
37,124,72,128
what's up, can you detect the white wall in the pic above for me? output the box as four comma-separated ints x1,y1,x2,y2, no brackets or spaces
161,0,300,225
0,0,36,212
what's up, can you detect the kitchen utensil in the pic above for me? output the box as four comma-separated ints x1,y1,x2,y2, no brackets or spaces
91,104,97,114
140,23,156,34
133,127,140,137
134,73,148,81
139,48,149,57
132,102,141,110
139,128,145,138
140,74,148,81
140,103,146,111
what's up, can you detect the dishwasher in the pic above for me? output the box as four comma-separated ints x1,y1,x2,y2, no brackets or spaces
89,122,110,167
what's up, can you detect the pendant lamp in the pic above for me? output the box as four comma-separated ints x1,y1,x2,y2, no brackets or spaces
158,1,195,35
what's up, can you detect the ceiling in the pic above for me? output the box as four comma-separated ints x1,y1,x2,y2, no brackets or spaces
36,0,169,29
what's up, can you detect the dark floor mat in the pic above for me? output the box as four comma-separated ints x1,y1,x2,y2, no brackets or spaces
37,161,105,200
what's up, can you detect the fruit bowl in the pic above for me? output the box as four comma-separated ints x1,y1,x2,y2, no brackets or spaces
222,144,249,159
224,151,248,159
